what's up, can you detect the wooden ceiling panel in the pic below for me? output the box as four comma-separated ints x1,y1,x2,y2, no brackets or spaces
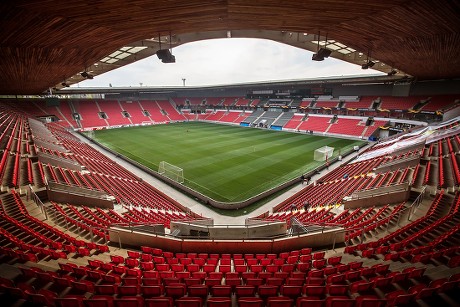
1,0,459,94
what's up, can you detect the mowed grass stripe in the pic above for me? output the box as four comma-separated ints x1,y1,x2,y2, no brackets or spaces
193,137,357,201
94,122,364,202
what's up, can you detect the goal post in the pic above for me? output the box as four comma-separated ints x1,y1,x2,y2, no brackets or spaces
158,161,184,183
314,146,334,162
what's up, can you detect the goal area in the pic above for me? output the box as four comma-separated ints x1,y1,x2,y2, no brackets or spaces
158,161,184,183
314,146,334,162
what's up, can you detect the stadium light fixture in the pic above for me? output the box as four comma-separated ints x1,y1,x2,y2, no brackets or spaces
312,31,331,61
361,48,375,69
156,32,176,63
387,69,398,76
361,61,375,69
80,71,94,79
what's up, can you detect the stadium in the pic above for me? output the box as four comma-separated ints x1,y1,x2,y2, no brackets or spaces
0,1,460,307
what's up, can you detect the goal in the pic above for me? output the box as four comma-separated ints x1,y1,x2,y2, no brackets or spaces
314,146,334,162
158,161,184,183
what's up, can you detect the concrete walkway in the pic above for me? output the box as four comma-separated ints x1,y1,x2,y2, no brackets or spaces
74,131,371,225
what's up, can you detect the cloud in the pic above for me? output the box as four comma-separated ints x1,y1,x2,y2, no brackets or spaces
75,38,383,88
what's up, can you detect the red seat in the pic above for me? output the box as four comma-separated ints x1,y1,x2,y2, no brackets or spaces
207,297,232,307
145,297,173,307
327,284,349,296
225,277,242,287
175,297,203,307
84,295,114,307
211,285,232,297
165,284,186,298
296,297,325,307
325,296,355,307
188,284,208,298
385,290,416,307
267,277,284,286
258,285,279,299
141,285,163,297
114,296,144,307
303,285,326,297
355,296,386,307
28,289,58,307
267,296,294,307
235,285,256,297
117,285,139,296
95,284,117,295
280,285,303,299
238,297,264,307
349,280,373,294
55,295,85,307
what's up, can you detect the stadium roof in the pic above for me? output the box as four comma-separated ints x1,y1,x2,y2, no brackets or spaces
1,0,459,95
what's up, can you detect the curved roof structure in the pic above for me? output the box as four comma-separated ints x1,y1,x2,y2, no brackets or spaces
1,0,459,94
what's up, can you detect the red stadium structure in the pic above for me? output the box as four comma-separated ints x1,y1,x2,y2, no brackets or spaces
0,1,460,306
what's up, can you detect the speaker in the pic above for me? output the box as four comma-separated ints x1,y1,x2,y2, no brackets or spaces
312,48,331,61
312,53,324,61
362,61,376,69
317,48,332,58
156,49,176,63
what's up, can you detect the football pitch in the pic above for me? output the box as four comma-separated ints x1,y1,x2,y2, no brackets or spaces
94,122,365,202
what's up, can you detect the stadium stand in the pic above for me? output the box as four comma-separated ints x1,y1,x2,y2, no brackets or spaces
156,100,187,121
297,115,332,133
119,100,151,124
283,114,305,130
0,99,459,307
73,100,108,128
421,95,459,112
327,118,366,137
97,100,132,126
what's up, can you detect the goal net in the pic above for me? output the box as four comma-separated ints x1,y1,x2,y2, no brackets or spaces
158,161,184,183
314,146,334,162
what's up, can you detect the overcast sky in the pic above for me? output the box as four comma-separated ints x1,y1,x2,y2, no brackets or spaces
74,38,383,88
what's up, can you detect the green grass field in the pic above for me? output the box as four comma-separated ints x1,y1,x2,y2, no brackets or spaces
94,122,364,202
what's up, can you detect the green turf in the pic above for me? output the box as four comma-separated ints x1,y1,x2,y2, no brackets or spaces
94,122,365,202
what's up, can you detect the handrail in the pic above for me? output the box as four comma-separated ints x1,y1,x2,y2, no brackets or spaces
350,181,408,196
27,185,47,220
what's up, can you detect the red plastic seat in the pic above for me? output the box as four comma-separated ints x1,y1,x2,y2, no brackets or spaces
84,295,114,307
95,284,117,295
117,285,139,296
296,297,325,307
325,296,355,307
141,285,163,297
267,296,294,307
188,284,208,298
327,284,349,296
280,285,303,299
175,297,203,307
258,285,279,299
145,297,173,307
235,285,256,297
165,284,186,298
238,297,264,307
211,285,232,297
114,296,144,307
207,297,232,307
303,285,326,297
55,295,85,307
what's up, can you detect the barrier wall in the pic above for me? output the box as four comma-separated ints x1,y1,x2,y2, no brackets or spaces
343,182,410,209
108,226,345,254
170,221,287,239
38,152,83,171
46,181,115,209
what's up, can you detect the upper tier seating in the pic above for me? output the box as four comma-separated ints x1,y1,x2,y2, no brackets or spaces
297,116,331,133
97,100,132,126
73,100,108,128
